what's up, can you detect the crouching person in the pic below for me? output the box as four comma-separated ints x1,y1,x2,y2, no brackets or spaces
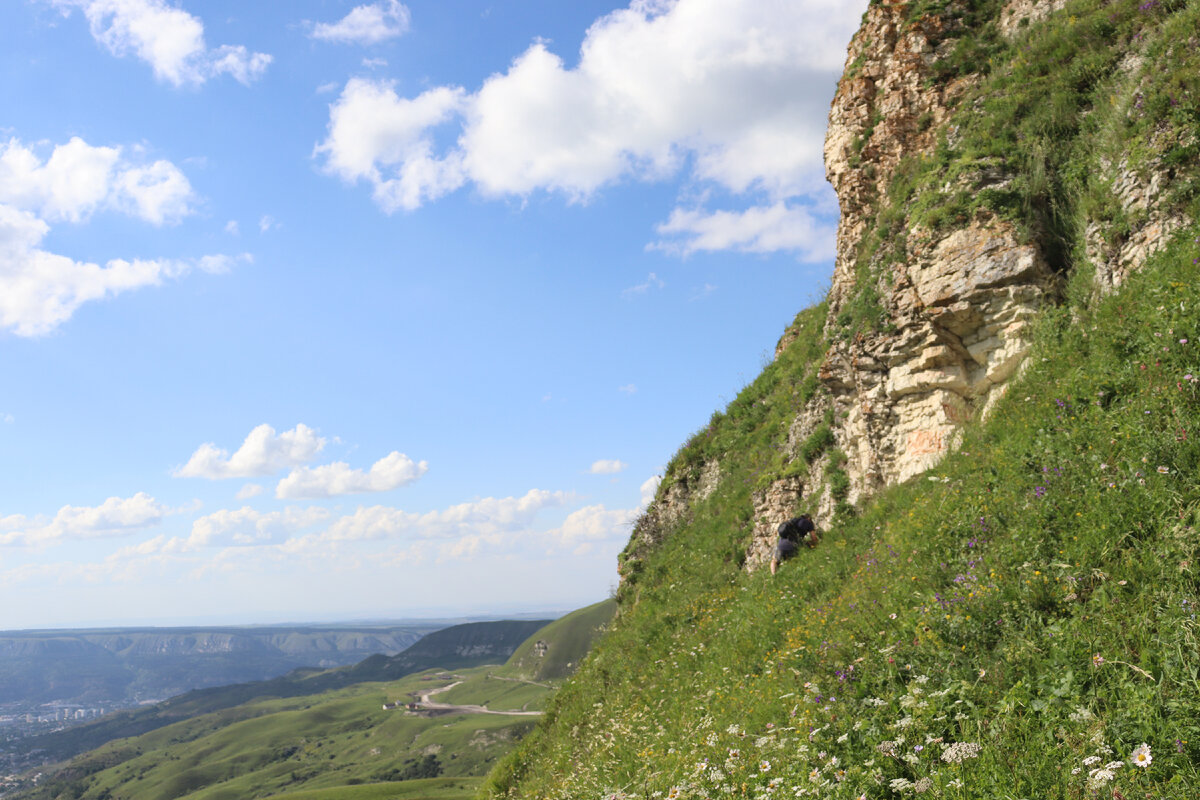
770,513,817,575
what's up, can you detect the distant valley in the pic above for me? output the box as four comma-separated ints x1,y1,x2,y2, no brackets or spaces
3,602,615,799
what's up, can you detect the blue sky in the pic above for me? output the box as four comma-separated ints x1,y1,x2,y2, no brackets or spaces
0,0,866,629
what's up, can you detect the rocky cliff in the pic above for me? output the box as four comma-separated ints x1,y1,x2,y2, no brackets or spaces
622,0,1197,577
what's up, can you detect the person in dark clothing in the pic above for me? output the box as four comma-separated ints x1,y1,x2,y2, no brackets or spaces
770,513,816,575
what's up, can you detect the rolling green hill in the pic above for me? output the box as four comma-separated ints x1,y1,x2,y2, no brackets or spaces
480,1,1200,798
11,607,614,799
13,620,548,772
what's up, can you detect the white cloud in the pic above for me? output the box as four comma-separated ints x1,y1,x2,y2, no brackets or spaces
235,483,263,500
651,202,837,260
310,1,411,46
618,384,637,395
187,505,331,548
640,474,661,506
258,214,278,233
50,0,272,86
224,219,240,236
0,203,242,337
313,0,865,253
589,459,627,475
276,451,428,499
0,137,194,225
549,504,637,553
0,492,168,547
174,423,326,479
321,488,569,544
621,272,665,298
362,57,388,69
314,78,466,212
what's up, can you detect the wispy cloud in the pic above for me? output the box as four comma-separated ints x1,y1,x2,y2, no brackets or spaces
589,459,627,475
621,272,665,298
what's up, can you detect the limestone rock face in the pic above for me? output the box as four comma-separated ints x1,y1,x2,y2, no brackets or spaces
816,3,1060,502
1087,157,1191,295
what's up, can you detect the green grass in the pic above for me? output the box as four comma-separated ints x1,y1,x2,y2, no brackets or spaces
266,777,482,800
484,221,1200,799
496,599,616,683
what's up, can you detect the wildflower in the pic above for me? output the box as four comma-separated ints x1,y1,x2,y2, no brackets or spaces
913,777,934,794
941,742,982,763
1157,466,1170,474
1092,653,1105,667
1088,767,1116,785
1131,742,1152,768
1083,756,1101,766
759,760,771,772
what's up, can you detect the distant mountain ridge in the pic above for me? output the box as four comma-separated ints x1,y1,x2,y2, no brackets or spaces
0,624,442,707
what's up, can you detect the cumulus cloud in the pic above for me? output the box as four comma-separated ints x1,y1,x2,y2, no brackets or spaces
49,0,272,86
310,1,411,45
0,135,240,336
323,489,569,543
550,504,638,553
174,423,326,479
314,0,864,254
187,505,331,548
589,459,627,475
314,78,466,212
1,137,194,225
276,451,428,499
650,202,837,259
0,492,169,547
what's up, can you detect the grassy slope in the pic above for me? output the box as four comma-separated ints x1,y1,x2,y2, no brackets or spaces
496,600,617,683
483,2,1200,798
22,668,536,800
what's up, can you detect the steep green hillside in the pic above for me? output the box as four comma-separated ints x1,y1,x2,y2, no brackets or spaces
483,2,1200,798
487,233,1200,800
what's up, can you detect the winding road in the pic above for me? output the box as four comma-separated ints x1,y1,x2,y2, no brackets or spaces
409,679,543,716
